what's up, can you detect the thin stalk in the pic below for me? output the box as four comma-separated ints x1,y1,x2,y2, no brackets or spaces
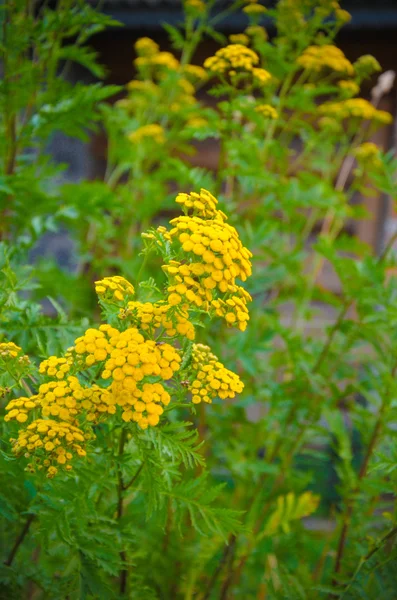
4,514,35,567
117,428,128,596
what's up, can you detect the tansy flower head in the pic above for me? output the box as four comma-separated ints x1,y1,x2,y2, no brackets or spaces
5,396,40,423
319,98,392,125
183,64,207,82
252,68,272,86
188,343,244,404
255,104,278,119
39,356,73,380
229,34,250,46
338,80,359,97
354,55,381,79
95,276,135,303
128,124,165,145
204,44,259,76
185,0,205,12
121,300,195,341
353,142,382,168
297,45,354,76
10,419,88,477
134,37,159,57
243,4,267,14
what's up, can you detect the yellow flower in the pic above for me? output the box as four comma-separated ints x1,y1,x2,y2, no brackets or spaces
39,356,72,380
354,55,381,79
297,45,354,76
134,37,159,57
204,44,259,75
183,64,207,82
229,34,250,46
185,0,205,12
186,116,208,129
335,8,351,24
252,68,272,86
255,104,278,119
319,98,392,125
128,124,165,145
243,4,267,14
188,344,244,404
338,80,359,97
245,25,268,41
5,395,40,423
95,276,135,303
353,142,382,168
11,418,88,477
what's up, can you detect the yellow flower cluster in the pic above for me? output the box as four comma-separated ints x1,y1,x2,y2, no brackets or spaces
188,344,244,404
252,68,272,85
183,64,207,82
297,45,354,76
5,396,40,423
338,80,359,97
245,25,268,41
121,300,195,340
354,55,381,78
255,104,279,119
175,188,221,219
39,356,72,380
161,189,252,330
10,419,87,478
353,142,382,167
128,124,165,145
204,44,259,75
243,3,267,14
135,37,159,57
73,324,181,429
95,276,135,303
229,34,250,46
320,99,392,125
0,341,22,359
185,0,205,12
135,51,179,71
211,288,251,329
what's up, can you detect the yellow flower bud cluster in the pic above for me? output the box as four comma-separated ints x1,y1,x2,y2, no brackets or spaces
188,344,244,404
255,104,278,119
97,327,181,429
183,64,207,82
204,44,261,78
121,300,195,341
0,341,30,368
115,381,170,428
95,276,135,303
38,377,116,422
175,188,221,220
252,68,272,85
128,124,166,145
160,188,252,330
134,37,159,57
338,80,359,97
0,341,22,359
353,142,382,168
229,34,250,46
185,0,205,12
4,396,40,423
319,99,392,125
353,55,381,79
135,51,179,71
243,4,267,14
245,25,268,41
211,287,252,331
10,419,87,478
297,45,354,76
39,356,72,380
